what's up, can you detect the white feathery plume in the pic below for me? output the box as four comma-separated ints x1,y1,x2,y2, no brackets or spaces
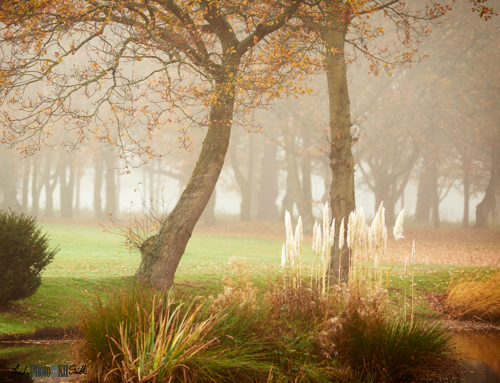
329,218,335,248
376,202,385,246
404,252,410,275
370,212,379,248
356,209,366,247
338,218,345,250
295,216,303,249
315,221,322,255
285,210,293,244
347,211,356,249
393,208,405,241
368,224,375,255
312,221,318,255
323,204,330,250
380,225,387,263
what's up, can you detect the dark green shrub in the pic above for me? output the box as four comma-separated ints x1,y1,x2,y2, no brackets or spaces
0,209,59,306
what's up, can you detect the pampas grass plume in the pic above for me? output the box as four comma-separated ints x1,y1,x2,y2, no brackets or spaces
329,218,335,248
393,208,405,241
339,218,345,250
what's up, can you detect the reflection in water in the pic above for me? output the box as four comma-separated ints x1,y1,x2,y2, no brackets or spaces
454,332,500,383
0,343,72,383
1,333,499,382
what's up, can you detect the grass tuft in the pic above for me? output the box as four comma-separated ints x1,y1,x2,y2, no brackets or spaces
447,269,500,323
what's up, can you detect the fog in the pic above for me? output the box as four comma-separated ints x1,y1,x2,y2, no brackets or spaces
0,1,498,230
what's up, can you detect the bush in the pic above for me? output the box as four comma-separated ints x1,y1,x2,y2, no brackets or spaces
0,209,59,306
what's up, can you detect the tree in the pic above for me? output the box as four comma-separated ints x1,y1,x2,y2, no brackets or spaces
0,0,319,289
297,0,449,282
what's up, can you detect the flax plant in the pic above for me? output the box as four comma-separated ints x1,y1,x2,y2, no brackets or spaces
107,292,218,383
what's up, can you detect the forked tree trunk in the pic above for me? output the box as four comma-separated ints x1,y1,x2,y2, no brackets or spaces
136,77,236,290
322,24,355,284
476,144,500,228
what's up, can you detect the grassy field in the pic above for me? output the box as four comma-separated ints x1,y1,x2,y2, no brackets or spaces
1,220,499,338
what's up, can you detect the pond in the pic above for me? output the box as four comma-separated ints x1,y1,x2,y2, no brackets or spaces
0,333,499,382
454,332,500,383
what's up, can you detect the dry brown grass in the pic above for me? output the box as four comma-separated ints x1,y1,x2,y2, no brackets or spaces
195,222,500,267
447,270,500,322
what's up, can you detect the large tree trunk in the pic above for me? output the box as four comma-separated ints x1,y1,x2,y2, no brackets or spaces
136,77,237,290
415,156,433,223
256,140,279,220
476,144,500,228
323,24,355,284
201,187,217,226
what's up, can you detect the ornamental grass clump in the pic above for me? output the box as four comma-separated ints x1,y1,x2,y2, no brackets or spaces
108,291,218,383
447,269,500,323
74,286,218,383
320,288,463,382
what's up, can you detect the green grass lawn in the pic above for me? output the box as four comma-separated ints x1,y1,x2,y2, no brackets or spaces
1,222,497,338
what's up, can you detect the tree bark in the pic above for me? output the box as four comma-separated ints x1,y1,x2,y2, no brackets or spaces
322,24,355,284
475,144,500,228
256,140,279,220
136,76,237,290
201,187,217,226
